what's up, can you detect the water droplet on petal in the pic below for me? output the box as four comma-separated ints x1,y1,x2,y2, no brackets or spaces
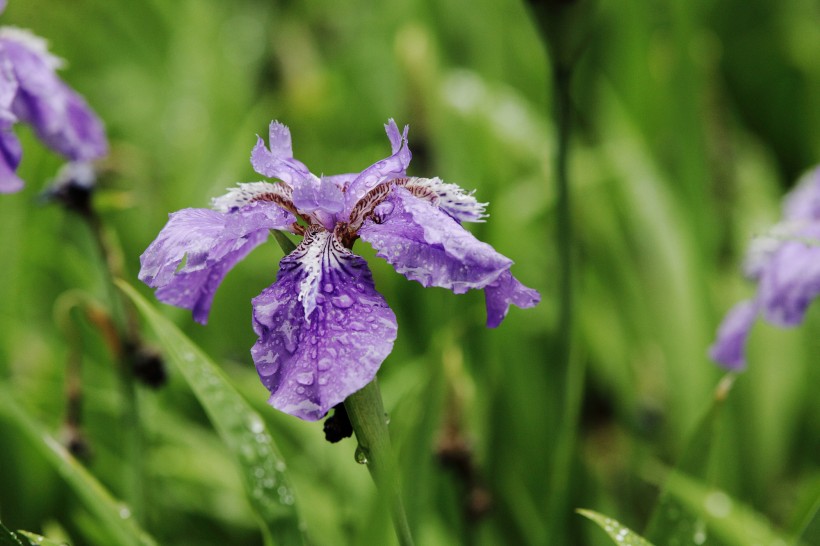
317,358,332,371
349,321,366,331
322,282,334,293
296,372,314,385
331,294,354,308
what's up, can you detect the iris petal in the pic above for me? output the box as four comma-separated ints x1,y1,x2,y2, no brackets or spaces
250,121,311,186
1,28,107,162
139,202,294,324
757,231,820,327
344,119,411,214
251,229,397,421
484,270,541,328
0,125,22,193
359,187,511,293
708,299,759,370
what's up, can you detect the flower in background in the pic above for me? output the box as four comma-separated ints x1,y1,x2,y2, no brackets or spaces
0,0,108,193
140,120,540,420
710,166,820,369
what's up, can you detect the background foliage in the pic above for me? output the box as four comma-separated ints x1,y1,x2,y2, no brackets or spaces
0,0,817,544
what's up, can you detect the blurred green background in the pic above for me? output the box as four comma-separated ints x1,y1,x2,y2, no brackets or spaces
0,0,818,544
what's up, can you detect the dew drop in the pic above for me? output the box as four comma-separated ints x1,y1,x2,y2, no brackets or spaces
248,417,265,434
331,294,354,308
704,491,732,518
318,376,328,386
257,356,280,377
349,321,366,331
275,461,287,472
354,446,369,465
296,372,314,386
119,506,131,519
322,282,334,293
317,357,332,371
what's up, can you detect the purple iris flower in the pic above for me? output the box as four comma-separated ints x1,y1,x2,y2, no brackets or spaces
0,2,108,193
710,166,820,370
140,120,540,420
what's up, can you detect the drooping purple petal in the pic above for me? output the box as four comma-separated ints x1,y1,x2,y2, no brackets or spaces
484,270,541,328
0,28,107,161
359,187,512,293
344,119,411,214
139,202,294,324
709,299,759,370
251,229,397,420
756,228,820,327
0,126,22,193
0,1,6,16
250,121,311,187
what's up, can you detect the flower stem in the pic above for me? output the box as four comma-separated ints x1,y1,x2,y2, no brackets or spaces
344,380,414,546
85,211,145,522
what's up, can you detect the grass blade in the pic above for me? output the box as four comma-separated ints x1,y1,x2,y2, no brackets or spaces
117,280,306,545
577,509,655,546
0,395,157,546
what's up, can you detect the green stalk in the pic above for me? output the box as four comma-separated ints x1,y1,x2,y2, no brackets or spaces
344,380,414,546
86,211,144,523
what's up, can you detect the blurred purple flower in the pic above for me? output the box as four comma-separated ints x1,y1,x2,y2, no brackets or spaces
140,120,539,420
0,3,107,193
710,166,820,369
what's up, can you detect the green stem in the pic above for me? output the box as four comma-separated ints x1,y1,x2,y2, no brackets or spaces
554,64,573,367
85,211,144,522
344,380,414,546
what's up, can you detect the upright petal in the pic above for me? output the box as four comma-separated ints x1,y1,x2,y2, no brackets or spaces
250,120,311,186
709,299,759,370
359,187,512,294
344,119,411,214
251,229,397,420
139,202,294,324
484,270,540,328
291,174,344,217
1,28,107,161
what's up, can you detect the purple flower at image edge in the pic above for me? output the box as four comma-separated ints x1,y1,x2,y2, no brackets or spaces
0,2,107,193
139,120,540,420
710,166,820,370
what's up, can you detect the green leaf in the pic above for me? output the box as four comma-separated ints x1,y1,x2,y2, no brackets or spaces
0,522,26,546
16,530,68,546
577,509,655,546
0,396,157,546
117,280,306,546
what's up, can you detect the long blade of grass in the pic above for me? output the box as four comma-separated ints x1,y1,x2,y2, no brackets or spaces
0,395,157,546
117,280,306,546
577,509,655,546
